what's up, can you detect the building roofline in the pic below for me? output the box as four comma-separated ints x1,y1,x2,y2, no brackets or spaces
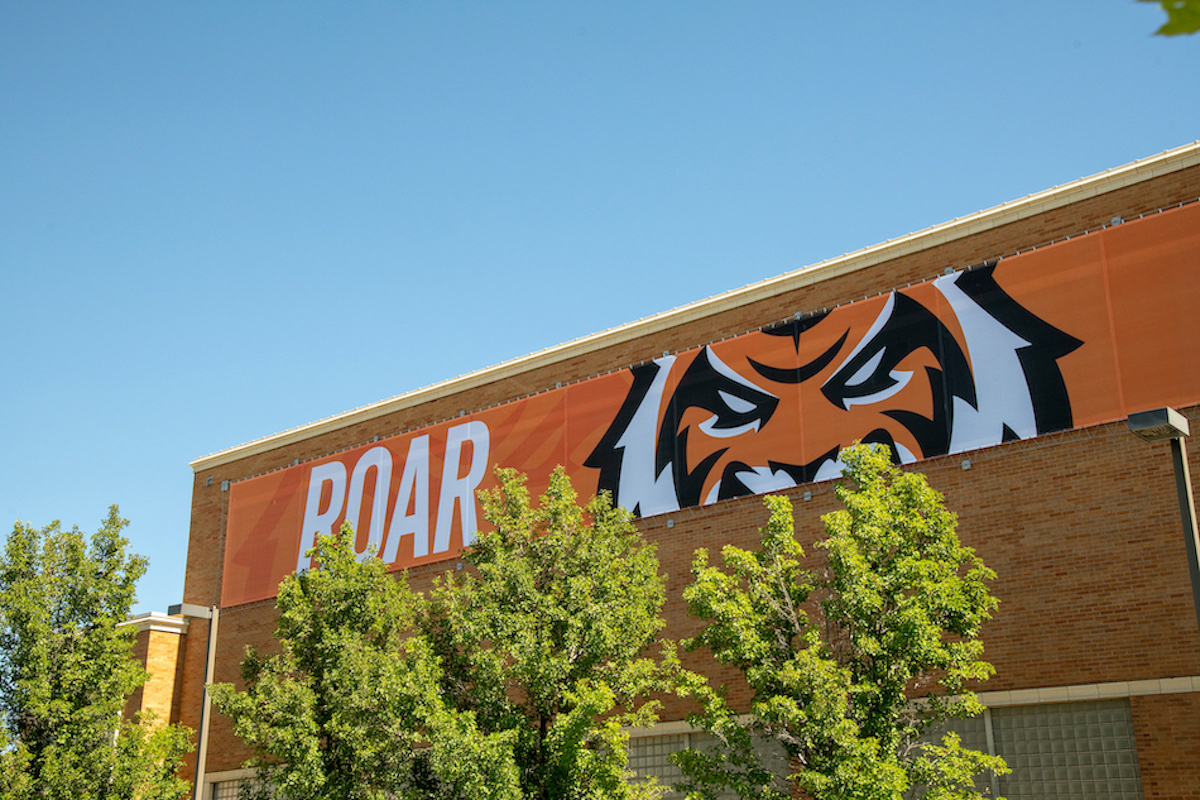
191,141,1200,472
118,611,190,635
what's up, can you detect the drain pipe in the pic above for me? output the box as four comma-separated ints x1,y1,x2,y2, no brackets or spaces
170,602,220,800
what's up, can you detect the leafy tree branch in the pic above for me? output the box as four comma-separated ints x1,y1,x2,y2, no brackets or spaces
0,507,192,800
676,444,1008,800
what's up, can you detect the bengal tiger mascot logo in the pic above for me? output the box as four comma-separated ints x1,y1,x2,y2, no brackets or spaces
585,266,1082,517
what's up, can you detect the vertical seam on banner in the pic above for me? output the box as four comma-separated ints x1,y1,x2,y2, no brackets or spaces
1097,230,1127,416
562,385,570,476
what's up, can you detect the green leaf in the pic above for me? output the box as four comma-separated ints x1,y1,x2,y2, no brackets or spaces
678,444,1004,800
424,467,685,799
0,506,193,800
1140,0,1200,35
214,468,688,800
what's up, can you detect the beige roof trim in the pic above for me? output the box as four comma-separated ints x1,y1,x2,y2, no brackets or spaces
118,612,190,635
192,141,1200,472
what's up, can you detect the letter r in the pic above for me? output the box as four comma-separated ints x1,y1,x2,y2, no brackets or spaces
433,421,490,554
297,460,348,573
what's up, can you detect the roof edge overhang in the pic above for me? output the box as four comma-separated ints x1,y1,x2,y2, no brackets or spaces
191,141,1200,472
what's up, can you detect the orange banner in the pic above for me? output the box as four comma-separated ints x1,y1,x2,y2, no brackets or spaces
221,203,1200,606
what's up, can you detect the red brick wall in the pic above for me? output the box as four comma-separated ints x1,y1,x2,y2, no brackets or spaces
124,623,188,725
179,162,1200,787
1133,692,1200,798
124,629,149,723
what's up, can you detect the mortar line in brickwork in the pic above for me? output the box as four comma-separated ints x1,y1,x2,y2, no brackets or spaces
931,425,1123,467
998,197,1198,265
638,482,835,531
216,596,277,615
922,409,1199,468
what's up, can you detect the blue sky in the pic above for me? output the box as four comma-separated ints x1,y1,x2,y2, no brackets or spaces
1,1,1196,615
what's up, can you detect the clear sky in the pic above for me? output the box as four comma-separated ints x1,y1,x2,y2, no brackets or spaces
1,1,1196,615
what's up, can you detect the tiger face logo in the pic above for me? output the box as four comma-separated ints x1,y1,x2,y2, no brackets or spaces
586,266,1082,517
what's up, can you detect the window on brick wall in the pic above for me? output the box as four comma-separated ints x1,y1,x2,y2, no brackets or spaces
209,781,243,800
993,699,1142,799
207,778,268,800
921,698,1143,800
627,730,789,799
631,698,1143,800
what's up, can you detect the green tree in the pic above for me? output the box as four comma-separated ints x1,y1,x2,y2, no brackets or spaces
418,466,681,800
210,525,434,800
213,467,682,799
675,444,1007,800
1141,0,1200,35
0,507,192,800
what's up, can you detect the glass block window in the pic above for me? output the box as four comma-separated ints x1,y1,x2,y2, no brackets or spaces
209,781,244,800
918,698,1142,800
992,699,1142,800
627,731,788,799
931,713,990,756
628,733,689,798
916,714,993,797
208,778,268,800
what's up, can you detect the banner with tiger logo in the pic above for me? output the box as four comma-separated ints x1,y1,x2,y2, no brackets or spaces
221,202,1200,607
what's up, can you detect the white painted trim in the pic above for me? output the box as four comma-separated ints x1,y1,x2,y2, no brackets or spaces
978,675,1200,707
626,719,707,738
190,142,1200,472
118,612,189,636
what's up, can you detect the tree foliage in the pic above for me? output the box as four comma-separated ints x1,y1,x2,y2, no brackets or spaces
676,444,1007,800
1141,0,1200,35
0,507,193,800
420,466,679,800
210,524,432,800
213,466,681,799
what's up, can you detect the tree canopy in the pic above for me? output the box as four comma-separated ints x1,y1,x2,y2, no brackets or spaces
676,444,1006,800
420,466,679,800
0,507,192,800
213,466,682,800
210,522,431,800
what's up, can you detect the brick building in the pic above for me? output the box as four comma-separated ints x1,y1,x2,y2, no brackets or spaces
130,142,1200,798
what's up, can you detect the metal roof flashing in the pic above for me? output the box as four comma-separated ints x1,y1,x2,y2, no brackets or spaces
190,142,1200,472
